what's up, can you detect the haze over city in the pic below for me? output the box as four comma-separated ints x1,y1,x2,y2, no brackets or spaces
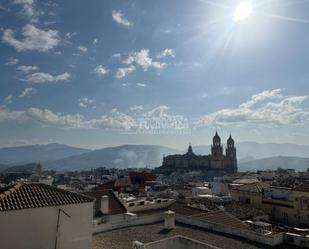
1,0,309,149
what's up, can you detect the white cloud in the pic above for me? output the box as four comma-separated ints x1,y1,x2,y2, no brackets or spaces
44,21,57,25
21,71,71,83
0,107,138,130
0,105,189,133
239,88,283,108
112,10,133,27
156,48,175,59
112,53,121,58
2,24,60,52
136,83,147,87
93,38,98,45
65,32,77,39
94,65,109,76
54,51,62,55
17,65,39,73
4,95,13,105
129,105,143,112
79,98,96,108
196,89,309,128
19,87,37,97
13,0,40,23
123,49,167,71
77,45,87,53
21,108,87,129
115,65,136,79
5,57,19,65
143,105,169,118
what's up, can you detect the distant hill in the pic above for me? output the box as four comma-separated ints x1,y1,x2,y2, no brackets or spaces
45,145,180,170
3,163,39,173
238,156,309,172
0,164,8,172
0,143,90,165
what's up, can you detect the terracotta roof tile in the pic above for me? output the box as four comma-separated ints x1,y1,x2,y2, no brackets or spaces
191,210,250,230
0,183,93,211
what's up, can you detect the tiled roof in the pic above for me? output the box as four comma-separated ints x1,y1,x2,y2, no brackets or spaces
272,178,309,192
114,177,132,188
188,198,265,220
93,222,281,249
190,210,250,230
0,183,93,211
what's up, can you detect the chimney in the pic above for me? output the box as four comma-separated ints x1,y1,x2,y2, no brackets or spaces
100,195,109,214
164,210,175,229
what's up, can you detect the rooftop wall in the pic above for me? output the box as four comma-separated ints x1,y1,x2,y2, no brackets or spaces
175,214,284,247
133,235,221,249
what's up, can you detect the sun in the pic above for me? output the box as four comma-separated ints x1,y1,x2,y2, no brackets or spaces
233,1,253,22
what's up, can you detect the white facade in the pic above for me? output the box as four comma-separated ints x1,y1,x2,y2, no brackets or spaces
0,202,93,249
192,187,211,196
124,198,175,213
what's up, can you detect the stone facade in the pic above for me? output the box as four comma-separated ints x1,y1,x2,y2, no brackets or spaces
158,132,237,175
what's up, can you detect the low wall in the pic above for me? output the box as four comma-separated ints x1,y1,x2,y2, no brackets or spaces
93,212,164,234
176,215,284,247
133,235,221,249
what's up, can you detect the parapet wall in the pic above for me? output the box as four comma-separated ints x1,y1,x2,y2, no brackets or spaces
93,212,164,234
133,235,221,249
175,214,284,247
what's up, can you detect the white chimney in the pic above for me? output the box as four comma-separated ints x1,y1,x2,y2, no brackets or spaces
100,195,109,214
164,210,175,229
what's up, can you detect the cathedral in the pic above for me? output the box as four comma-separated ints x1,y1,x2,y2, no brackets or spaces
157,132,237,176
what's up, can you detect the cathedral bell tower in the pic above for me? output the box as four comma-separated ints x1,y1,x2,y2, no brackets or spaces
226,134,236,158
226,133,237,172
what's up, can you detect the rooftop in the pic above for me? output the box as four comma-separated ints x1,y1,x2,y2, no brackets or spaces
188,198,265,220
0,182,93,211
83,188,126,216
189,209,250,230
92,222,293,249
272,178,309,192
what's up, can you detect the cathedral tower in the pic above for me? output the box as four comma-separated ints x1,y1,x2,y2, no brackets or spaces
225,134,237,172
211,131,223,158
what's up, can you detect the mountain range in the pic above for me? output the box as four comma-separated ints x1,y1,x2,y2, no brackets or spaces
0,142,309,171
238,156,309,172
0,143,90,166
44,145,179,170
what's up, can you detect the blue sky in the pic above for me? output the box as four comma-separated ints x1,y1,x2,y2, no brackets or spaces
1,0,309,149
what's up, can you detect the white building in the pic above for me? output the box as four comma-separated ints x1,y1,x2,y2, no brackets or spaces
0,182,94,249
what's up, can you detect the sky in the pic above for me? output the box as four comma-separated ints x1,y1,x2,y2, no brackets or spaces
1,0,309,149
